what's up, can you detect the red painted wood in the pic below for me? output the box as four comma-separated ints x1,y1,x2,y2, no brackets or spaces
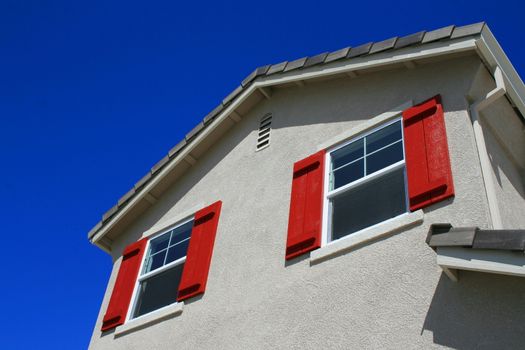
286,150,325,260
177,201,222,301
101,237,148,331
403,95,454,211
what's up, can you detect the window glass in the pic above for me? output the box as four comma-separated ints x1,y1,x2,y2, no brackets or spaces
132,263,185,318
366,121,402,153
366,141,403,174
331,167,406,240
327,119,407,242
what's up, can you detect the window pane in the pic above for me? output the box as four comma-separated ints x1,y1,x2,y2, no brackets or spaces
165,238,190,265
366,121,402,154
332,159,364,190
149,233,171,255
331,139,364,170
132,263,185,318
170,220,193,244
366,141,403,175
331,167,406,241
143,251,166,274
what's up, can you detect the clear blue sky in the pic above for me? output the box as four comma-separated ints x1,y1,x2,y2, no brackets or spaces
0,0,523,348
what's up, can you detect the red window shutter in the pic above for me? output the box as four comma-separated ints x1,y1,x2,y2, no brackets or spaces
177,200,222,301
101,237,148,331
403,95,454,211
286,150,325,260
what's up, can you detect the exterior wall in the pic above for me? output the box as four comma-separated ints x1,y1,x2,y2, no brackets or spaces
90,55,525,349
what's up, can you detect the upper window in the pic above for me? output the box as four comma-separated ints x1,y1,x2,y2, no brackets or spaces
324,119,408,242
130,219,193,319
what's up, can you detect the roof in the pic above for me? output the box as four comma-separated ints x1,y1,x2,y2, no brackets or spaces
427,223,525,251
88,21,525,252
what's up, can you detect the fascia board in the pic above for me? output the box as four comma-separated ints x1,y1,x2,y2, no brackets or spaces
437,246,525,279
477,26,525,118
90,37,480,249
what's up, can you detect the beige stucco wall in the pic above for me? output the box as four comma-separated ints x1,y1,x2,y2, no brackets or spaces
89,55,525,349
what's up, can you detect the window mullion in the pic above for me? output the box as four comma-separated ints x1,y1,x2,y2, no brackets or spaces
139,256,186,282
326,160,405,199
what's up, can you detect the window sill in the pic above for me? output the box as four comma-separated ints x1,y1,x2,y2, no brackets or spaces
311,210,424,264
114,302,184,337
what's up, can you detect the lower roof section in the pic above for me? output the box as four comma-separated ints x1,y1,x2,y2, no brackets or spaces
427,224,525,281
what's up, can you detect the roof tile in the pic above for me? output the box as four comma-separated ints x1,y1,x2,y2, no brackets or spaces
422,25,455,43
304,53,328,68
185,122,204,141
266,61,288,75
117,188,136,206
283,57,307,72
451,22,485,39
242,65,271,86
134,172,152,190
369,37,398,54
394,31,425,49
102,205,119,222
223,85,243,105
168,139,187,158
87,221,102,239
151,155,170,174
203,104,224,124
325,47,350,63
347,42,373,58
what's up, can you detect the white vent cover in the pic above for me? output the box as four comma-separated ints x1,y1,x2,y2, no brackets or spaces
256,113,272,151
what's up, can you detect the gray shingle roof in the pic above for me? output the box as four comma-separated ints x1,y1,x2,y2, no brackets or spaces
88,22,486,241
427,223,525,251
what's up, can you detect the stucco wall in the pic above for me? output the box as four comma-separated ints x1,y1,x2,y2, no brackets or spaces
89,55,525,349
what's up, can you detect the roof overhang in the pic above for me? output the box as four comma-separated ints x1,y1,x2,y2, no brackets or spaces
428,224,525,281
89,24,525,253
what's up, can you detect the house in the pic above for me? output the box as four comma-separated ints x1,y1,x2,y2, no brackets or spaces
88,22,525,349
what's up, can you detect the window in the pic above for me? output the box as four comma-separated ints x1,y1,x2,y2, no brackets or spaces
130,219,193,319
324,119,408,243
285,96,453,261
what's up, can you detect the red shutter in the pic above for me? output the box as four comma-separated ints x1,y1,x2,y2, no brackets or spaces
403,95,454,211
286,150,325,260
101,237,148,331
177,200,222,301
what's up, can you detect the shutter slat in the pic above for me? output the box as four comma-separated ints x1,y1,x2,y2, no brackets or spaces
101,237,148,332
286,150,325,260
403,95,454,211
177,201,222,301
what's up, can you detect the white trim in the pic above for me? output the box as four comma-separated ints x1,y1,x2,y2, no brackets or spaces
478,26,525,118
436,246,525,281
114,301,184,337
312,210,424,264
91,38,477,247
138,256,186,281
468,66,506,229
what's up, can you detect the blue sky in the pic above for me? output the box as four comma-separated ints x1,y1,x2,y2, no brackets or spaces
0,0,523,348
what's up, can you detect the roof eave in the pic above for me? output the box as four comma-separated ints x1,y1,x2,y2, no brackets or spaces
89,25,525,253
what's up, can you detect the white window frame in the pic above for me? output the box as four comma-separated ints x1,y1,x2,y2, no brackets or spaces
126,216,194,323
321,117,410,246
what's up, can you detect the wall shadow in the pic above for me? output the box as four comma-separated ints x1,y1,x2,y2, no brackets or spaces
423,271,525,349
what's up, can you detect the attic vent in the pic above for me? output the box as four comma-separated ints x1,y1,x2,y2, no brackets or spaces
256,113,272,151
